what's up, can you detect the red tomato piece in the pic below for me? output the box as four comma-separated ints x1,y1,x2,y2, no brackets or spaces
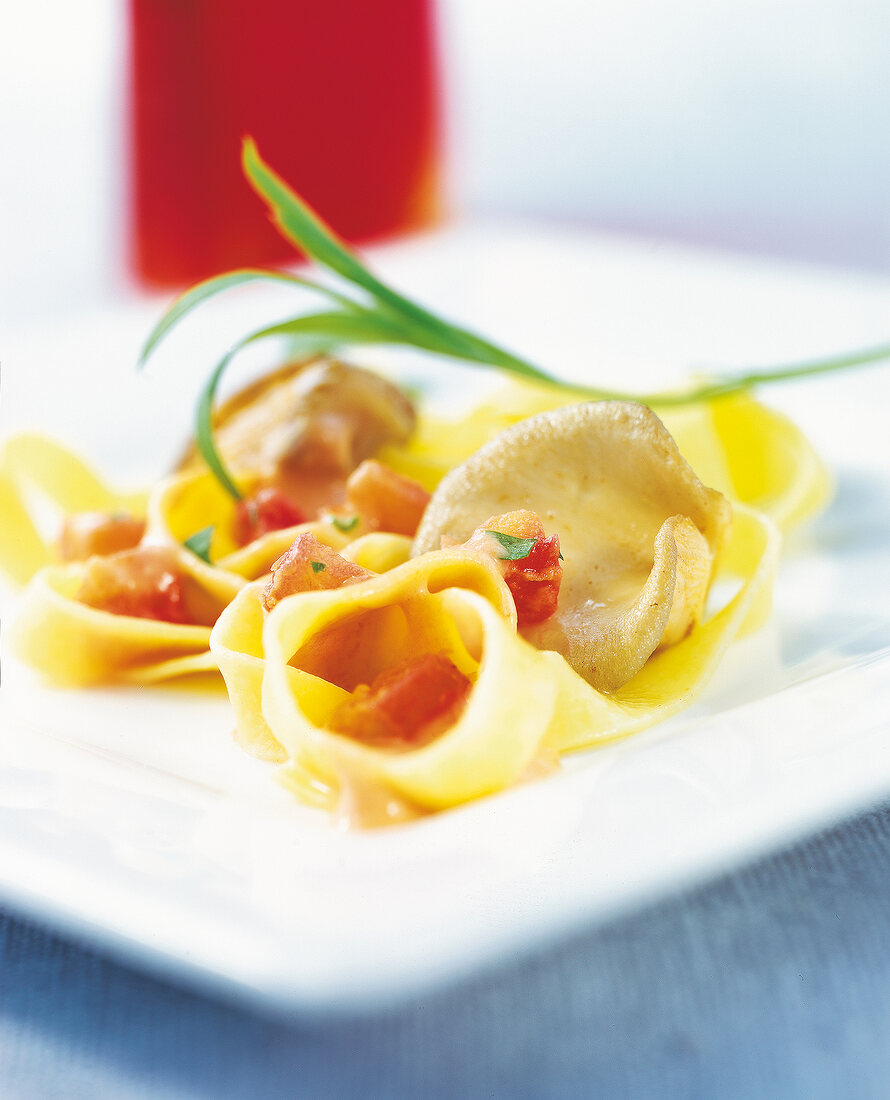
262,532,372,611
59,512,146,561
477,510,562,626
233,487,306,546
77,545,190,624
346,459,430,536
503,534,562,625
329,653,472,749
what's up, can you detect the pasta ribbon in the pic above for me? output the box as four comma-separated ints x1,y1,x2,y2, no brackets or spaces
675,393,831,531
10,547,244,686
0,434,147,586
339,532,413,573
212,548,549,808
0,372,810,822
212,501,776,815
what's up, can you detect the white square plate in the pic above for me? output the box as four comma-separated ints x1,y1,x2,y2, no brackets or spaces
2,221,889,1015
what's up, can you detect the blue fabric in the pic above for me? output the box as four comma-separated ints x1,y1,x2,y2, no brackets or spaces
3,801,890,1099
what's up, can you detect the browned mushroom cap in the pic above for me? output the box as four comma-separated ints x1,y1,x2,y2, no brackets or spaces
179,357,416,487
413,402,732,692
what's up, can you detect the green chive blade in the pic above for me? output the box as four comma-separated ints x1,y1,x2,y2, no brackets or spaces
195,349,243,501
241,138,549,368
138,268,357,368
242,139,379,295
184,525,215,563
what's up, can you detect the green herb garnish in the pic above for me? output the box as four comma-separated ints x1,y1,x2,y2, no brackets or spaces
330,514,360,533
310,560,327,574
139,137,890,499
183,525,214,563
486,531,537,561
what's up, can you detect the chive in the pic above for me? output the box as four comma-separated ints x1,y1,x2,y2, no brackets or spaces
195,349,243,501
310,560,326,573
139,137,890,500
137,268,358,368
184,525,214,563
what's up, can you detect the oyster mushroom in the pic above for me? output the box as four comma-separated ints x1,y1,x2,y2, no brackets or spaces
179,357,416,514
413,402,732,692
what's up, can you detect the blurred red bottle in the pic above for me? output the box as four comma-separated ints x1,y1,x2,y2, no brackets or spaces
128,0,440,287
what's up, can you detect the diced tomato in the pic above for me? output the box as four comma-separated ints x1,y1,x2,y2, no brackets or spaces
233,487,306,546
77,545,190,624
262,532,372,611
473,510,562,626
503,535,562,625
345,459,430,536
59,512,146,562
329,653,472,749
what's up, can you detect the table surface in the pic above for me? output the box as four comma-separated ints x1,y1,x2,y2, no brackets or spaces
3,797,890,1099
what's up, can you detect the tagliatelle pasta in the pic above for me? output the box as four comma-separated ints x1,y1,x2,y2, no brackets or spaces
211,545,515,763
0,358,824,825
0,433,148,586
207,395,781,820
10,545,244,686
211,501,776,819
687,392,832,531
263,585,560,814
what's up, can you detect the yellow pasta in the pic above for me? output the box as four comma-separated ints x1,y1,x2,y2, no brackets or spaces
211,547,514,765
211,502,776,815
1,358,825,824
263,583,557,811
0,433,148,586
11,546,244,686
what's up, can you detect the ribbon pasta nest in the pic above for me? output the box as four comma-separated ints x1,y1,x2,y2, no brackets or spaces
2,354,824,826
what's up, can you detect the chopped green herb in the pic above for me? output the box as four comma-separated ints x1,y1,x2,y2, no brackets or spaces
184,525,214,563
558,551,564,561
310,560,327,574
330,514,359,533
485,530,537,561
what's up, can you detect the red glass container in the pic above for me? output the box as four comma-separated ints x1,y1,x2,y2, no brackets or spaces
128,0,440,287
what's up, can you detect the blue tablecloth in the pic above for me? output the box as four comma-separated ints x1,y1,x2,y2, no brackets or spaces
3,800,890,1099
